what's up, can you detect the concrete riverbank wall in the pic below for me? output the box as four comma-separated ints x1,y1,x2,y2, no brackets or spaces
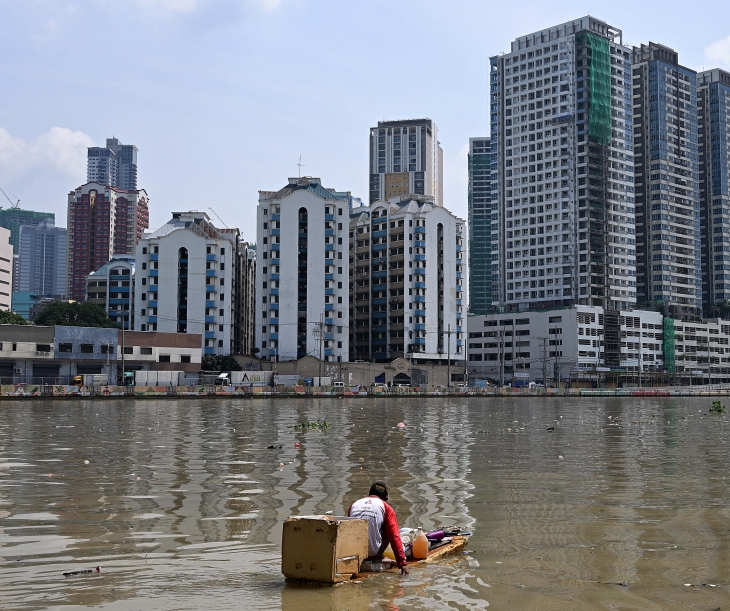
2,384,730,398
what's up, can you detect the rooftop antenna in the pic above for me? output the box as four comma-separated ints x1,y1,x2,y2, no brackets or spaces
0,184,20,209
297,155,306,178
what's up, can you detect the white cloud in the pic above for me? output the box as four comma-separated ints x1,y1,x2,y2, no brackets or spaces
33,19,59,43
705,35,730,70
0,127,93,180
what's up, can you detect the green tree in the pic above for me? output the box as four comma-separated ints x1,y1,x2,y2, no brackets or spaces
34,301,119,328
0,310,31,325
201,354,242,372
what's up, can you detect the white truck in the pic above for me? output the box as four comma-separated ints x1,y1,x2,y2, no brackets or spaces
73,374,109,387
134,370,185,387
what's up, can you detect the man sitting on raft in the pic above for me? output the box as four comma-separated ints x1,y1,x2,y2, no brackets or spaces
348,480,409,575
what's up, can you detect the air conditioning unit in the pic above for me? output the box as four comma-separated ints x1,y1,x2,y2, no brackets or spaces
15,369,22,374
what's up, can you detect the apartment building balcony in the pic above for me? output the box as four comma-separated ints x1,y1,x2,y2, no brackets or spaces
206,270,216,277
270,273,279,280
206,300,216,307
206,254,217,261
150,270,158,277
205,316,215,323
148,300,158,307
205,332,216,339
271,213,280,220
272,229,280,236
205,285,217,292
325,304,334,311
150,254,159,261
269,317,279,325
271,258,280,265
270,303,279,310
272,244,280,251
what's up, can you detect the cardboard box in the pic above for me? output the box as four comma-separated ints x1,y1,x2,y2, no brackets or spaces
282,515,369,583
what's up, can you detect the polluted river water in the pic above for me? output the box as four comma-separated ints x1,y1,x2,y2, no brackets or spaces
0,396,729,610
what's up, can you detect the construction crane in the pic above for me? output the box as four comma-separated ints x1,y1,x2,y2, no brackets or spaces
208,207,229,228
0,184,20,209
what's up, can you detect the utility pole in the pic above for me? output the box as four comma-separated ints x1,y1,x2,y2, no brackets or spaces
313,313,324,385
540,336,548,388
499,327,505,387
121,318,125,385
638,349,642,388
445,324,452,389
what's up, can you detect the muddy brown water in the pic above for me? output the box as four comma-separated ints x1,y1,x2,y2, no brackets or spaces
0,397,729,610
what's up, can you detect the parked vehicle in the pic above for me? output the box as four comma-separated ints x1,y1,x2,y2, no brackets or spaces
73,374,109,387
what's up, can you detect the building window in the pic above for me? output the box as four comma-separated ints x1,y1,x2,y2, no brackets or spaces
140,347,153,355
123,346,133,355
158,355,171,363
180,355,191,363
100,344,114,354
80,344,94,354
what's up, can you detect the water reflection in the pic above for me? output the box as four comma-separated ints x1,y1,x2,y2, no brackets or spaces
0,397,729,610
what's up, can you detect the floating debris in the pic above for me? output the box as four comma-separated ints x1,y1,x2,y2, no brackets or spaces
287,421,329,431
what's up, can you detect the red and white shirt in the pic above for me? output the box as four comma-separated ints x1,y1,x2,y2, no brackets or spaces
348,495,407,568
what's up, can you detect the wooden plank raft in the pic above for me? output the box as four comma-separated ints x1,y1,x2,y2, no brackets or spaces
352,535,468,581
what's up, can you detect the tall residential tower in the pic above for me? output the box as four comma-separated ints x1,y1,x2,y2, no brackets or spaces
66,183,149,301
87,138,139,191
698,69,730,309
489,17,636,312
369,119,443,206
468,137,493,315
632,43,701,319
256,177,351,363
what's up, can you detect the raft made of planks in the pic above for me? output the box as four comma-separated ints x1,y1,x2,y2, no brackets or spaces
352,535,468,581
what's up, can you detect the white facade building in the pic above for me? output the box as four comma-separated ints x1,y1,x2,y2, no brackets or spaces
489,17,636,311
256,177,350,362
0,227,12,310
350,196,466,363
467,306,663,383
134,212,239,356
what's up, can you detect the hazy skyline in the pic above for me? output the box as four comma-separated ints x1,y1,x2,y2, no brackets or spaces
2,0,730,243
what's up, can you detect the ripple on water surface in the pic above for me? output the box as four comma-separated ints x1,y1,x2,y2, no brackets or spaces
0,396,729,610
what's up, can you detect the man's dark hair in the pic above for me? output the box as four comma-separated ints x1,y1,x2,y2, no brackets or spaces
369,480,389,501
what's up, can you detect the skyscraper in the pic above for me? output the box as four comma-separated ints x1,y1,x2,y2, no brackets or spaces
632,43,700,319
256,177,351,363
468,137,493,315
369,119,443,206
66,182,149,301
489,16,636,312
0,209,55,253
87,138,139,191
17,220,67,297
698,69,730,309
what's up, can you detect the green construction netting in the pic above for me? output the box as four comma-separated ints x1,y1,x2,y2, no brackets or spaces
586,32,612,146
663,317,675,373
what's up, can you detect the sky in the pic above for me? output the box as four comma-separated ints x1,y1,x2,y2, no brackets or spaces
2,0,730,244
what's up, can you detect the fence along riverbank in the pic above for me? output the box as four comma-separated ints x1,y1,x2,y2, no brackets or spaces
3,384,730,398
